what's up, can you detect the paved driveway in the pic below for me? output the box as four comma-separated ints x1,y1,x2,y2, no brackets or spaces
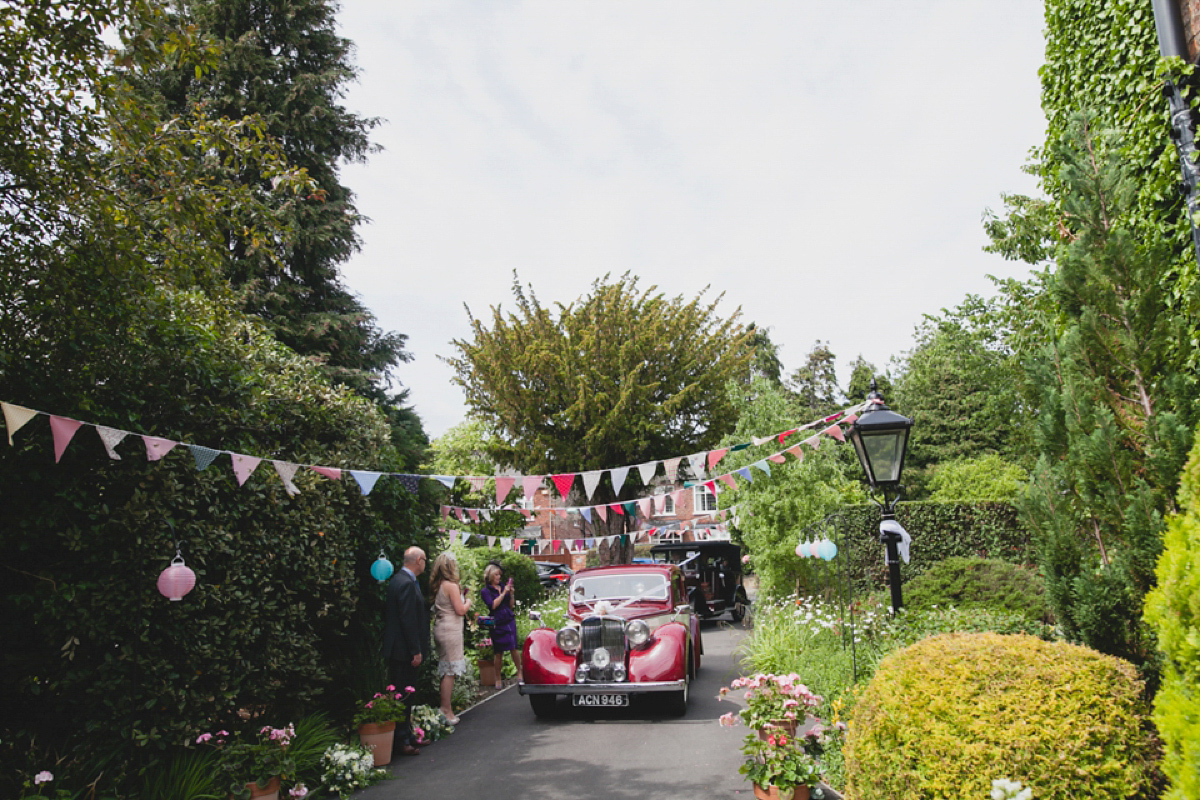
358,618,753,800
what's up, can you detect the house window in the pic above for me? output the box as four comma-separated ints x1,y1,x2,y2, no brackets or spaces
693,485,718,513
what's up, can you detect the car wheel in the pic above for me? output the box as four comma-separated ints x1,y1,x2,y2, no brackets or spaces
530,694,556,718
730,589,749,623
667,652,690,716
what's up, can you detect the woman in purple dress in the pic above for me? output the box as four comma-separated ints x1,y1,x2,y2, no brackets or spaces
481,563,522,689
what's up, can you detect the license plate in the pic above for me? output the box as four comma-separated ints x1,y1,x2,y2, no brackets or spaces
572,693,629,707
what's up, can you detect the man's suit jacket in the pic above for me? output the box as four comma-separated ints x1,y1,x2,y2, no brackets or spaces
383,568,429,663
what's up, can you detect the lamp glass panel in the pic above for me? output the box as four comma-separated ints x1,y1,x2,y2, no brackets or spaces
862,430,905,484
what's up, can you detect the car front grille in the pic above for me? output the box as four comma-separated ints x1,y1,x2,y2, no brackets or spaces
578,617,626,681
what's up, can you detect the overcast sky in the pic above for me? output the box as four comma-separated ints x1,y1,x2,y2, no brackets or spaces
333,1,1048,439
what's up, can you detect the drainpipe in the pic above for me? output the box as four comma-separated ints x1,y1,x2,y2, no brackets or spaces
1152,0,1200,266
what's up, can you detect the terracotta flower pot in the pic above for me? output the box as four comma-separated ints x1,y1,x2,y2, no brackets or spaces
358,720,397,766
753,783,810,800
478,659,498,687
246,776,280,800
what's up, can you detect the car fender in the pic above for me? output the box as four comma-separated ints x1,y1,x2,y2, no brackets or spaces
628,621,689,683
523,627,574,685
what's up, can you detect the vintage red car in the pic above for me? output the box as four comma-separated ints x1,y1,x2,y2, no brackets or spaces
518,563,701,717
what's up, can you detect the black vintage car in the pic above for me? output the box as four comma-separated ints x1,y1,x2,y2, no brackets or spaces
649,540,749,622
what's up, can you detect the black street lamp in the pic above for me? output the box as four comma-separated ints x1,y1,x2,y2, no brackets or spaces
847,379,913,614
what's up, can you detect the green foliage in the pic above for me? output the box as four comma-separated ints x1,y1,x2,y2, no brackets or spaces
892,295,1030,494
787,340,840,418
902,556,1051,624
844,633,1158,800
450,545,545,608
1144,432,1200,799
926,454,1028,503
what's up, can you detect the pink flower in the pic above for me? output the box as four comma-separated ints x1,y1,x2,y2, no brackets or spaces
34,772,53,784
395,693,403,700
289,785,308,798
719,712,737,727
365,701,374,708
741,554,750,564
767,735,776,747
196,733,212,744
835,721,847,731
405,686,415,693
779,735,788,746
386,685,396,691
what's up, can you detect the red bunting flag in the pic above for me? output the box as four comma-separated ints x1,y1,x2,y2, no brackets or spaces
49,416,82,463
551,473,576,497
822,424,846,443
707,448,729,470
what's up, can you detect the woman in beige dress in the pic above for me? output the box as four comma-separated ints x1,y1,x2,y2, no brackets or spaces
430,552,471,725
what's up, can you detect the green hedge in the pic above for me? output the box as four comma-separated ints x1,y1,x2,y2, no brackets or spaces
844,633,1158,799
832,502,1034,596
1145,431,1200,800
903,556,1051,623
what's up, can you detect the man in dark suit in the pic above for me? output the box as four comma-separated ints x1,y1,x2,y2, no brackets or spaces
383,546,428,756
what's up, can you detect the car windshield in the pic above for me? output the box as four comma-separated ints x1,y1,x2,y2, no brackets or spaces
571,574,669,602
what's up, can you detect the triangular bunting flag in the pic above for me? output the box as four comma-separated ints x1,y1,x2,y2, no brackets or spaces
49,416,83,463
718,473,738,491
736,467,754,482
654,494,668,513
311,466,342,480
671,488,686,507
440,505,451,519
2,402,38,446
707,448,728,470
520,509,532,519
751,435,773,447
487,536,497,547
822,424,846,442
638,497,653,517
350,471,382,495
467,476,488,493
396,474,420,495
231,454,262,486
663,457,682,482
609,503,625,516
609,466,630,495
468,509,480,522
687,452,706,478
803,434,822,450
189,445,221,471
481,510,493,522
143,436,178,462
273,461,302,496
581,507,593,523
595,504,608,522
95,425,129,460
522,475,544,499
842,413,859,425
704,480,718,495
433,475,457,489
637,461,658,485
622,500,637,517
778,429,798,443
500,538,511,550
551,473,576,497
752,460,772,477
582,470,603,501
495,476,516,506
768,453,787,464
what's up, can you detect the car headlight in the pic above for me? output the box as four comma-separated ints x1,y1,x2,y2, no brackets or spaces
557,626,581,653
626,619,650,647
591,647,611,668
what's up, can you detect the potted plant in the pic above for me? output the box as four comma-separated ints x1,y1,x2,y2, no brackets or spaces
353,686,411,767
196,724,297,800
738,730,821,800
720,673,822,737
476,636,497,686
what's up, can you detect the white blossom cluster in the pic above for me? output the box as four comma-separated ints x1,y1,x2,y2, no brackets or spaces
991,778,1032,800
320,743,388,799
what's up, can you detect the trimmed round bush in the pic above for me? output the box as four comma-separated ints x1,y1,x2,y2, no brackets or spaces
903,556,1051,623
844,632,1156,799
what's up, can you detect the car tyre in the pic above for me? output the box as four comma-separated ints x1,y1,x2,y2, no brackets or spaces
530,694,556,718
730,589,749,623
667,651,690,716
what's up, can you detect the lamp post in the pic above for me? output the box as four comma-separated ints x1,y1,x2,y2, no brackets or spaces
847,379,913,615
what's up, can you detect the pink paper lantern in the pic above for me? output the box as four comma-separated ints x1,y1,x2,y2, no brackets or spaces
157,555,196,601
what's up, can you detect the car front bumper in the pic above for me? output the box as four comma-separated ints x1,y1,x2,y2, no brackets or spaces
519,679,685,695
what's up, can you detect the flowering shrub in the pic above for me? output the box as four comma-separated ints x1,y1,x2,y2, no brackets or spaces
196,724,297,800
410,705,456,743
476,636,495,660
739,730,821,792
319,743,388,799
720,672,822,730
353,685,411,727
19,770,70,799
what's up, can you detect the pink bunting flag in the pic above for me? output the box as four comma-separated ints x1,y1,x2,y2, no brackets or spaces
522,475,544,498
822,424,846,442
802,434,822,450
718,473,738,491
231,454,262,486
638,497,653,517
786,445,805,460
495,475,516,506
49,416,83,463
842,413,859,425
310,466,342,480
768,453,787,464
654,494,669,513
595,504,608,522
2,402,38,446
467,476,488,493
551,473,576,497
468,509,480,522
440,505,450,519
520,509,532,519
142,436,178,462
707,449,728,470
663,457,682,482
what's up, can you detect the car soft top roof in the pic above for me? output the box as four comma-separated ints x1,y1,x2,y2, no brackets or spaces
649,541,741,554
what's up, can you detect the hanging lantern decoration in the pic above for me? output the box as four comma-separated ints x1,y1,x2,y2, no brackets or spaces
795,540,809,558
819,539,838,561
370,550,394,583
157,549,196,601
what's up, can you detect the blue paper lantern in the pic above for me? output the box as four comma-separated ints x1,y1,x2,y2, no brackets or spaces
370,553,394,582
819,539,838,561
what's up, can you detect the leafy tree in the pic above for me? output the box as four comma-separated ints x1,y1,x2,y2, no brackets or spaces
1017,116,1196,667
891,294,1029,493
843,356,892,408
787,340,840,418
445,272,754,559
746,323,785,386
128,0,426,466
926,454,1028,503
